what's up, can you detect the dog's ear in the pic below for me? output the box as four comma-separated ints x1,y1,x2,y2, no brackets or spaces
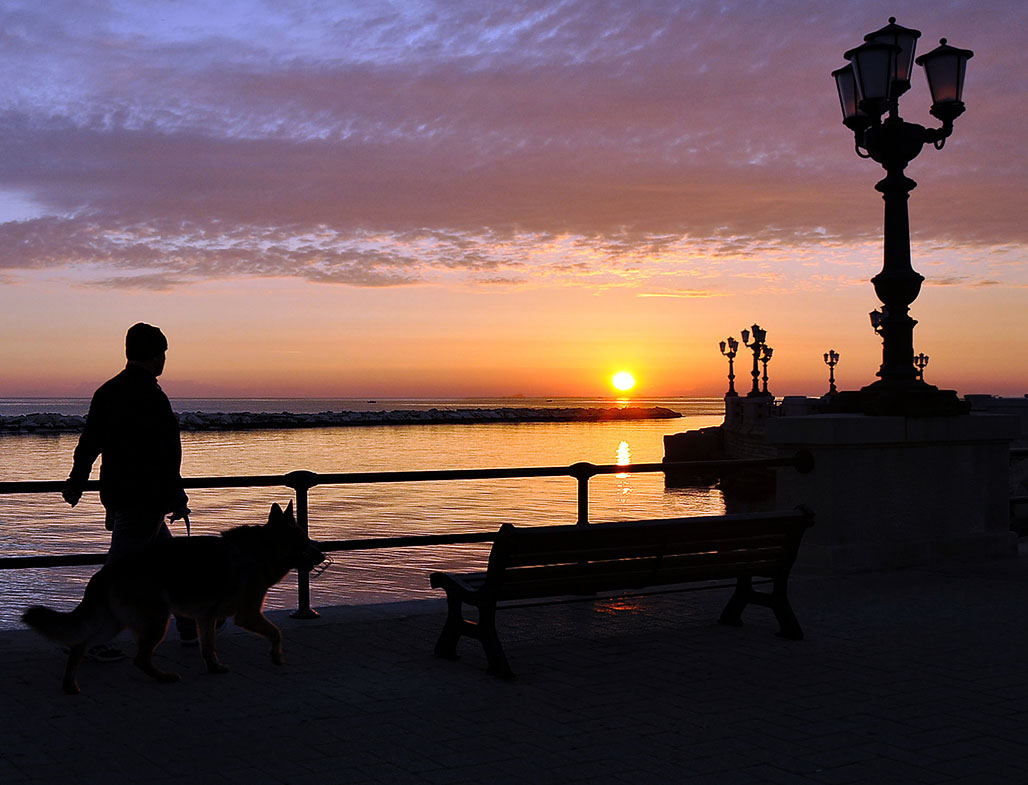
268,501,295,527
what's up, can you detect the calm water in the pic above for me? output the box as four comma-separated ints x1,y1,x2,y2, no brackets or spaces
0,397,724,627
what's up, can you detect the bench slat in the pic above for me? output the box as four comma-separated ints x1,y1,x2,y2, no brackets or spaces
501,547,787,583
491,560,785,601
500,532,793,568
498,552,785,599
495,516,808,563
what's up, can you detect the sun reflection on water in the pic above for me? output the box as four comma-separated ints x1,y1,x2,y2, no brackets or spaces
614,440,633,517
615,440,631,478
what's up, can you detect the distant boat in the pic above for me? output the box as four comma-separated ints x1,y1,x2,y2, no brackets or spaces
367,400,377,403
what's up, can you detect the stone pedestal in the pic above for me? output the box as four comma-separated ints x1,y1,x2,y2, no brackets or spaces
766,413,1017,572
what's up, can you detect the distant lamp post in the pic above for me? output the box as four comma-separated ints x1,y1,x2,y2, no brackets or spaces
741,324,769,397
914,352,930,381
719,337,740,397
833,18,972,414
823,349,840,395
869,308,886,336
760,346,773,395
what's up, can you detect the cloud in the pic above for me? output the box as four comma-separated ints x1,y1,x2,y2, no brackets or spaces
637,290,726,299
927,276,1008,288
0,0,1025,290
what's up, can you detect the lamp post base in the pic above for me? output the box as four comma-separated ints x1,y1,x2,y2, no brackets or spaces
827,381,968,417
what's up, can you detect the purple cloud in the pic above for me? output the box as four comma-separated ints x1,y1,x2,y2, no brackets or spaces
0,0,1024,290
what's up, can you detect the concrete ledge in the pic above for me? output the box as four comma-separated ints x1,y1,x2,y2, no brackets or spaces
767,412,1017,446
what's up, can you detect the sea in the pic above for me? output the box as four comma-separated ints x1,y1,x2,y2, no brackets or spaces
0,397,726,628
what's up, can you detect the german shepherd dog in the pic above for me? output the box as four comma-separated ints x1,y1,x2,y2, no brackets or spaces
23,502,326,694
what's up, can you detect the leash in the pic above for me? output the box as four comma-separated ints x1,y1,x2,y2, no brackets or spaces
309,555,333,578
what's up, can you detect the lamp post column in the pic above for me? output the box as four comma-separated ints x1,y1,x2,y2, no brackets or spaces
760,346,773,395
741,325,767,397
824,349,840,395
719,337,739,397
915,352,930,381
871,154,923,387
749,345,760,395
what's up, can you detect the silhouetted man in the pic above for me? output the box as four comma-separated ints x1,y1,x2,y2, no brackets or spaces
62,323,194,654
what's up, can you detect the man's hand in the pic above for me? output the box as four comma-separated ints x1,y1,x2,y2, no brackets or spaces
167,504,192,536
167,490,190,524
167,505,191,523
61,483,82,507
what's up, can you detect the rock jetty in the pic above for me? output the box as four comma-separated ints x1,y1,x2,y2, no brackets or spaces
0,407,681,434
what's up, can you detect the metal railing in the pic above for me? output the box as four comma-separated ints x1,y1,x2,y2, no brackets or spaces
0,452,814,617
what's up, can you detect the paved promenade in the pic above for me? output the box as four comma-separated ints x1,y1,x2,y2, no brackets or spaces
3,547,1028,785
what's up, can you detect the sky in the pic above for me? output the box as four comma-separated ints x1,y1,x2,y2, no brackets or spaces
1,0,1025,398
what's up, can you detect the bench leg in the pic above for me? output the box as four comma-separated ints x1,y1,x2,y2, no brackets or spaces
718,575,751,628
772,578,803,641
433,593,465,660
479,604,514,679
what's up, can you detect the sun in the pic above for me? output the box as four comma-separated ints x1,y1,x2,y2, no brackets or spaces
611,371,636,392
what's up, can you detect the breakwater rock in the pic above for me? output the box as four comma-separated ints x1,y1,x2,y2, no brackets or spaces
1,407,681,434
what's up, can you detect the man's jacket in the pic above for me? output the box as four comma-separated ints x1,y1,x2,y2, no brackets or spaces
68,364,185,513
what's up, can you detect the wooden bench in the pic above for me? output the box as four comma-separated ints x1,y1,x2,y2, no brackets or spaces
429,507,814,678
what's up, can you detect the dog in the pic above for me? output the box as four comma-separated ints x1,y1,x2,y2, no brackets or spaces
23,501,326,694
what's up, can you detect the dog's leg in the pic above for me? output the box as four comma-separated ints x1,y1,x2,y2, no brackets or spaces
132,615,180,684
197,616,229,674
62,643,87,695
234,610,284,665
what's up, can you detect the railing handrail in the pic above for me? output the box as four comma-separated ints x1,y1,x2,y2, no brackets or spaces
0,452,814,616
0,454,807,495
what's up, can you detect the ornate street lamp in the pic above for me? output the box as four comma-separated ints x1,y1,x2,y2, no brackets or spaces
741,324,770,397
719,336,740,397
864,17,922,97
823,350,840,395
833,18,972,414
914,352,929,382
869,308,886,336
760,345,773,395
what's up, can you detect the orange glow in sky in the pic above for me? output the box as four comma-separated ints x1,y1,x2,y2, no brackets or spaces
0,2,1026,398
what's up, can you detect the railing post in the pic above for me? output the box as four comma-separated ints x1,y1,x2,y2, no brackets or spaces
570,462,594,525
286,471,320,619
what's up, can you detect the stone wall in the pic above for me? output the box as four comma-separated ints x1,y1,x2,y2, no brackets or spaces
767,412,1018,572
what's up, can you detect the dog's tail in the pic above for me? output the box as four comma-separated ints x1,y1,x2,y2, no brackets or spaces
22,572,109,647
